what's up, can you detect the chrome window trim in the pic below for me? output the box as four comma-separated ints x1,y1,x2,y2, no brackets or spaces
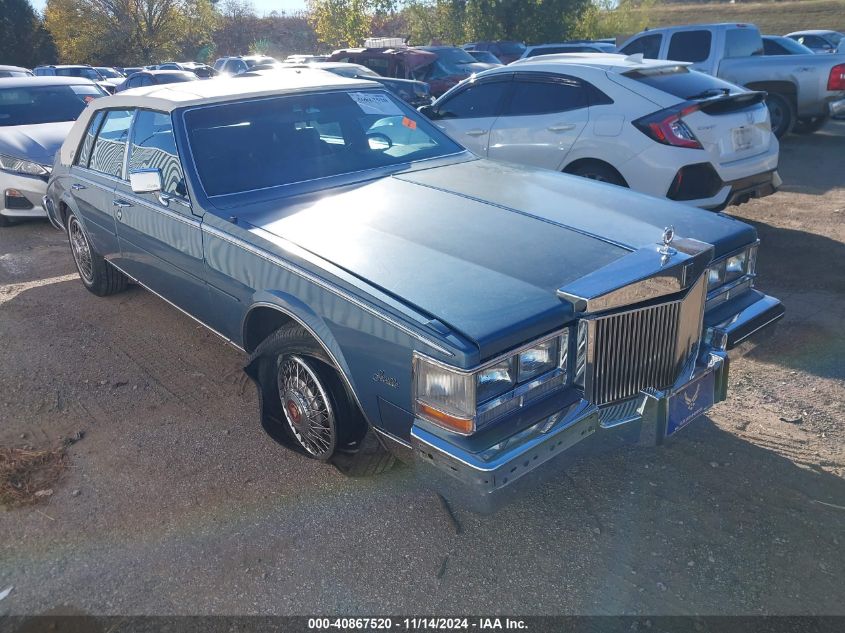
201,224,454,356
177,88,468,201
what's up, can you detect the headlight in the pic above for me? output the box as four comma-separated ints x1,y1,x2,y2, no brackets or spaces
476,358,515,403
0,153,50,177
707,260,727,290
707,244,758,293
413,330,571,435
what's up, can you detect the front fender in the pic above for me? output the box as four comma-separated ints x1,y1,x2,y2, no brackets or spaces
242,290,368,425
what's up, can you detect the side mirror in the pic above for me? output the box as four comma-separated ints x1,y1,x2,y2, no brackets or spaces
418,104,438,119
129,169,162,194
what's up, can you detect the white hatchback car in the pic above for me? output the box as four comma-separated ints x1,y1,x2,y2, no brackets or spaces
422,54,780,210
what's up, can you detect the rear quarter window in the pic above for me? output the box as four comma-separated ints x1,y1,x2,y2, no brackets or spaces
667,30,712,63
620,34,662,59
724,28,764,58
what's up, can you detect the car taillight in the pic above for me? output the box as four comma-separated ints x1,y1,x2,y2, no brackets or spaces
633,102,703,149
828,63,845,91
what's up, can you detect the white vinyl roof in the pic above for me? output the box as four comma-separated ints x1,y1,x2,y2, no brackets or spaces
91,68,379,113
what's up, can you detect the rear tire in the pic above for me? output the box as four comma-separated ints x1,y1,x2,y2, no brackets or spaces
794,115,829,134
66,211,127,297
568,161,628,187
765,92,796,138
245,324,395,476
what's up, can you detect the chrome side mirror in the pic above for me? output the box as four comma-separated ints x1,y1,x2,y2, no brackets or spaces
129,169,162,194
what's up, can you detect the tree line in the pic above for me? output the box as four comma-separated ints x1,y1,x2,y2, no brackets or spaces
1,0,644,68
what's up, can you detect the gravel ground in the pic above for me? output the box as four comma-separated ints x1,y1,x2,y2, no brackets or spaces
0,121,843,616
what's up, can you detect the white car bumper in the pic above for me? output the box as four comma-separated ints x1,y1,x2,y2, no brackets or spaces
617,141,780,211
0,171,49,220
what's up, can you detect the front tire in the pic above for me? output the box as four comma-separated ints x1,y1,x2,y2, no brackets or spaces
245,324,395,476
66,211,127,296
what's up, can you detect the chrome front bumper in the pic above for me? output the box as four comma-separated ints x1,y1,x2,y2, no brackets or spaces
411,291,783,508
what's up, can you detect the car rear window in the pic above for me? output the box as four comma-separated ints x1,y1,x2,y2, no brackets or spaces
724,28,764,58
185,90,463,197
0,84,105,126
624,66,740,100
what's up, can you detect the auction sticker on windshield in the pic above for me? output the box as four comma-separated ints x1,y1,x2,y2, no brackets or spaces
349,92,404,116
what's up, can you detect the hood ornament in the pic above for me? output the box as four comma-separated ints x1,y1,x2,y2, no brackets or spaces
659,225,677,259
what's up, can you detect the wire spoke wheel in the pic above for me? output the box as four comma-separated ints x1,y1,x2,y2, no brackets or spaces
68,216,94,284
277,355,337,459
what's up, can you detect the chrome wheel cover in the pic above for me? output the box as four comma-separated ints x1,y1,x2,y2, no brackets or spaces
68,216,94,284
277,355,336,458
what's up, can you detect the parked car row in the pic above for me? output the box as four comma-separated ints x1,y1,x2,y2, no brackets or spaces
34,69,784,508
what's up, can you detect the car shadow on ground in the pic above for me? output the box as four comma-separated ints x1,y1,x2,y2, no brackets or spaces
776,119,845,196
732,218,845,380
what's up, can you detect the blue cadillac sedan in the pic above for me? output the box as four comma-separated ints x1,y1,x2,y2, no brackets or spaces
44,70,783,506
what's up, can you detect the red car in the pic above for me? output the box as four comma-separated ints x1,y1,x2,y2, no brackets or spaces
329,45,495,97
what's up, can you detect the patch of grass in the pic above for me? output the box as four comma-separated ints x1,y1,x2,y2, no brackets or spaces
629,0,845,35
0,446,66,508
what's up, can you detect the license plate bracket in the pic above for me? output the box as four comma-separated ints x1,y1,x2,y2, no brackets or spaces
666,369,716,436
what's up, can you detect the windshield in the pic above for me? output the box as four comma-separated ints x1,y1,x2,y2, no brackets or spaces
96,67,122,78
157,73,196,84
768,37,813,55
429,47,478,66
185,90,463,197
55,67,103,81
0,84,105,126
828,32,844,45
498,41,526,55
0,70,32,78
328,65,379,79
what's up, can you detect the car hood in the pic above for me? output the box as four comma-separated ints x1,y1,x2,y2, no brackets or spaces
0,121,74,166
242,159,756,359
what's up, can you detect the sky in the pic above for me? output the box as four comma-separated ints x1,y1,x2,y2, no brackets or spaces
31,0,308,16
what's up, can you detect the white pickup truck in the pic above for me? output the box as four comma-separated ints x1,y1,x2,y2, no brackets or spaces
619,23,845,137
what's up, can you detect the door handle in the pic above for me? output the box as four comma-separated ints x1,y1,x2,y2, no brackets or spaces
71,183,86,190
112,199,133,208
548,124,576,132
465,129,487,137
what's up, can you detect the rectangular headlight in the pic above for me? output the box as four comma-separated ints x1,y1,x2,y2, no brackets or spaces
707,260,727,290
476,358,515,404
517,338,559,382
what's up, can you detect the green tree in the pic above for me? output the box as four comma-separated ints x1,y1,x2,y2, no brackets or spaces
308,0,397,49
45,0,216,65
0,0,58,67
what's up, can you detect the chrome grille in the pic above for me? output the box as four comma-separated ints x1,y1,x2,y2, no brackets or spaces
584,275,707,406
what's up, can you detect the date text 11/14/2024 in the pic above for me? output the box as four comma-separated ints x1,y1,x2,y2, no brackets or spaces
307,618,528,630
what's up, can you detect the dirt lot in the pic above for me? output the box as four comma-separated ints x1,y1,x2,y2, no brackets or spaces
1,122,844,617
